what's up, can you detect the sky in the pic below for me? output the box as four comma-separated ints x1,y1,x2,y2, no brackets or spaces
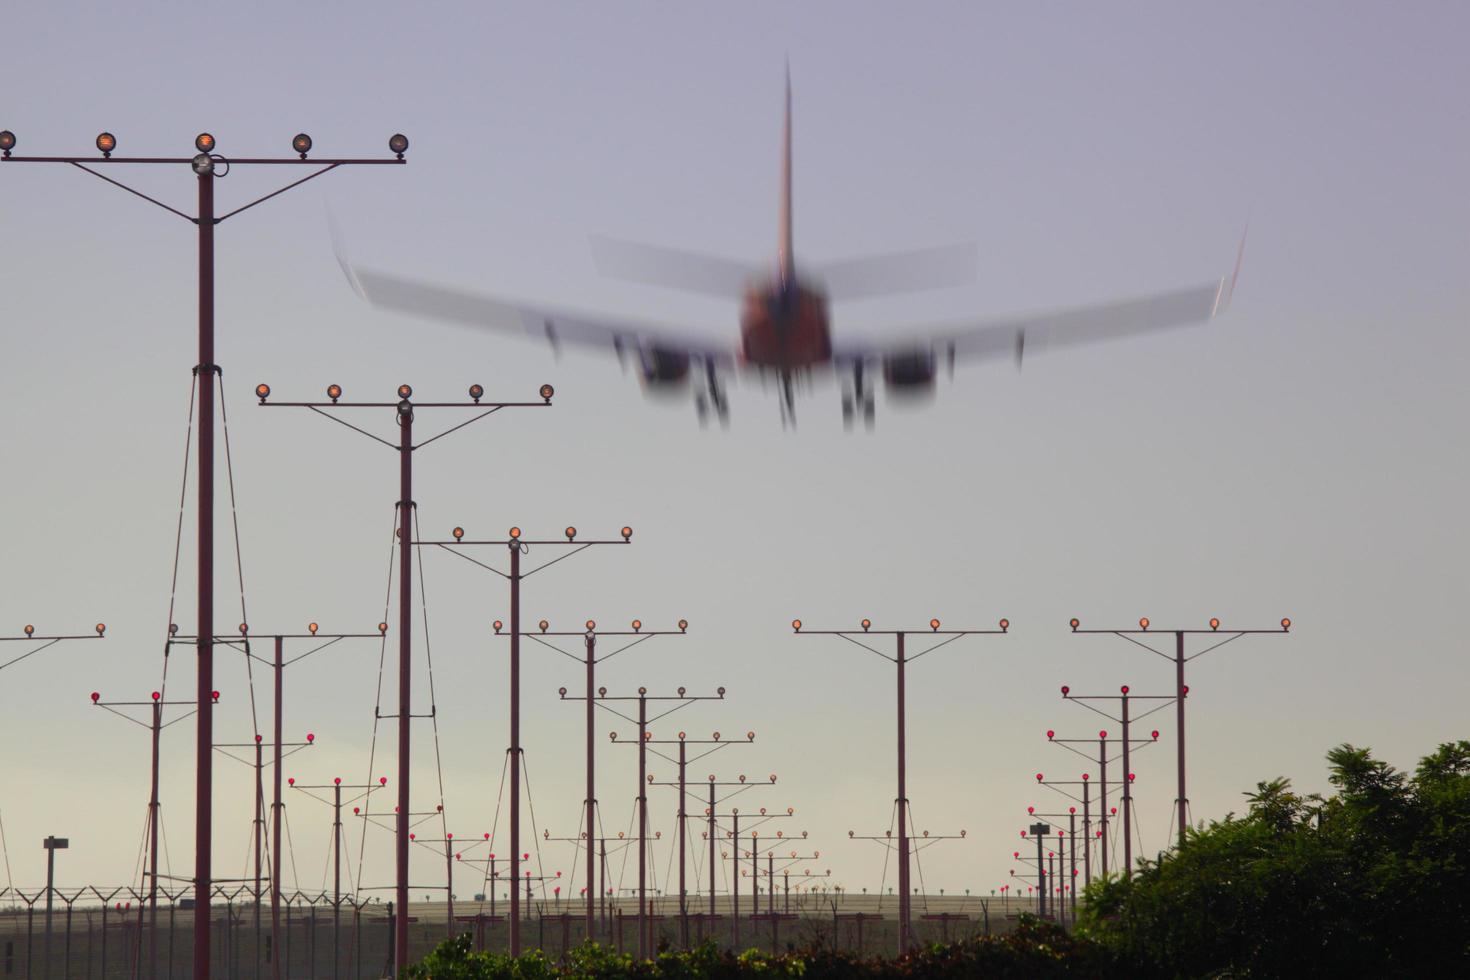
1,1,1467,904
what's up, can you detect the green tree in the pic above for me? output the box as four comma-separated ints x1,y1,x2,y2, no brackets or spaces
1077,741,1470,977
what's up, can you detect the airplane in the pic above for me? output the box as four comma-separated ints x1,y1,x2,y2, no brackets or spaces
337,71,1244,429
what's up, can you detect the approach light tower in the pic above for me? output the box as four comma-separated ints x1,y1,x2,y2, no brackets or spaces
793,616,1008,951
1068,616,1291,847
1,128,406,980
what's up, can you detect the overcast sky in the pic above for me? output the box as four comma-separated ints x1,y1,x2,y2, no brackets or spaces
1,1,1466,903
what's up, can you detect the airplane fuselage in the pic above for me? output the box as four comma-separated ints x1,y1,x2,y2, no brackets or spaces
739,278,831,370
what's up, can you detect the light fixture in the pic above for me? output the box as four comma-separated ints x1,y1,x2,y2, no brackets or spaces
327,383,342,402
0,130,15,156
397,383,412,399
255,383,271,402
292,133,312,158
539,383,555,402
468,383,483,402
195,133,216,153
95,132,116,157
388,133,409,157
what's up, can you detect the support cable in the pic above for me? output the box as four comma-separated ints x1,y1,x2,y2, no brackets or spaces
161,375,199,697
355,509,399,895
412,508,450,844
0,810,13,894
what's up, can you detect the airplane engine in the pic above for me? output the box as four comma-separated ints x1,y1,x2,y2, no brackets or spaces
638,346,692,391
882,350,937,397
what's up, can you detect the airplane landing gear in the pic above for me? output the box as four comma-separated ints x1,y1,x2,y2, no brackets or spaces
779,372,797,429
697,361,729,428
843,362,874,431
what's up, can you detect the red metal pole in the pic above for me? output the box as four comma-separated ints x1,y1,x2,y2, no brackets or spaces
1034,832,1045,918
334,783,342,980
636,692,648,959
194,163,216,980
395,401,413,976
677,738,687,948
255,737,264,967
271,637,283,980
731,812,740,947
707,786,716,920
1068,812,1077,920
508,544,522,955
751,835,758,916
150,700,161,977
896,632,909,952
1098,737,1108,878
1082,779,1091,887
1175,631,1187,848
445,843,454,939
584,634,596,942
1121,691,1132,878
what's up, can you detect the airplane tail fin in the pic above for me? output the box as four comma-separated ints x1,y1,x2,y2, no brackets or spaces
778,63,795,289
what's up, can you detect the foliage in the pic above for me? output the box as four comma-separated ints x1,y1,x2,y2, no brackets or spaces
405,918,1124,978
1076,740,1470,977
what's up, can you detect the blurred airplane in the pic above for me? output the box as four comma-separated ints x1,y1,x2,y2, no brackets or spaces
337,71,1243,429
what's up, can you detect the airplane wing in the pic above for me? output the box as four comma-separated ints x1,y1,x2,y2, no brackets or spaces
347,267,740,367
831,278,1233,367
833,232,1245,367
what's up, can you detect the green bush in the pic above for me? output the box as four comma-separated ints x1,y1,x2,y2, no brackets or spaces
1076,741,1470,977
406,918,1123,978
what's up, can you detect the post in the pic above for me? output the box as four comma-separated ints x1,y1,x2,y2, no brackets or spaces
1082,779,1092,887
271,637,284,980
254,736,264,974
677,737,687,947
508,544,522,956
1175,631,1187,847
584,633,596,941
731,812,740,947
707,785,716,920
1068,811,1077,920
395,400,413,977
1098,736,1108,879
598,840,607,938
896,631,909,952
445,842,454,939
1048,851,1056,921
1121,690,1132,878
1034,830,1045,918
333,782,342,980
149,700,161,977
43,836,66,980
636,691,648,959
194,163,216,980
750,834,758,917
